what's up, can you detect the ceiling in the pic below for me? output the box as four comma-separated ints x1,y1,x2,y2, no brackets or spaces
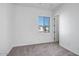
15,3,63,11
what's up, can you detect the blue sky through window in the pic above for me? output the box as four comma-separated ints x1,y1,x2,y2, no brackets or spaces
38,16,50,26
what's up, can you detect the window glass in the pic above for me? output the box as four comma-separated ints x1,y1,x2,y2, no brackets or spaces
38,16,50,32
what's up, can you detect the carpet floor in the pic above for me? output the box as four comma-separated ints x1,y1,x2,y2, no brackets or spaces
8,42,77,56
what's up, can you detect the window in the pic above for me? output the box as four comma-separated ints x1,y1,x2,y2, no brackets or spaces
38,16,50,32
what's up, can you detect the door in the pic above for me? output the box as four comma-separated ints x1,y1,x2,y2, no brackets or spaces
54,15,59,42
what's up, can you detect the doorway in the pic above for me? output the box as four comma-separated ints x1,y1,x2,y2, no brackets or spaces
54,15,59,42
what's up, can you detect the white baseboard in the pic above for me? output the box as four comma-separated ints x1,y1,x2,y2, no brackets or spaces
14,40,54,47
59,43,79,56
0,40,55,56
6,46,13,56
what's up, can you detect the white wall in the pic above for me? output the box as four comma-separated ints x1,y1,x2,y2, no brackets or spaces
56,4,79,55
6,4,16,55
0,4,54,55
0,4,15,56
14,5,54,46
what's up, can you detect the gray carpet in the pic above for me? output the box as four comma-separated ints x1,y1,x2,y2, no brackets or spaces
7,42,77,56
